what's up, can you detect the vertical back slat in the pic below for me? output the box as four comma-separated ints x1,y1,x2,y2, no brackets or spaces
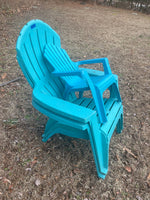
29,31,45,77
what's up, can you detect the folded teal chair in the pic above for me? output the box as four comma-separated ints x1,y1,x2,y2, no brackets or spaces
16,19,123,179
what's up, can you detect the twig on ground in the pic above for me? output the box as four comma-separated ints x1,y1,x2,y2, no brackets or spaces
0,77,21,87
123,147,137,159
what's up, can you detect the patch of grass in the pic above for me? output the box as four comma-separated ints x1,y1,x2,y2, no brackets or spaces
22,158,31,166
119,73,123,77
3,118,18,125
25,114,32,120
8,49,16,55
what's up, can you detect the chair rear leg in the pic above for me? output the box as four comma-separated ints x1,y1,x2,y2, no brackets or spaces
116,113,123,134
109,83,121,102
79,91,83,98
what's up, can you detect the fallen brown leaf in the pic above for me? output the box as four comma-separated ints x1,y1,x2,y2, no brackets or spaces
125,166,132,173
116,154,120,161
31,160,37,167
17,8,21,13
42,174,47,179
3,178,11,184
35,179,41,186
0,88,5,92
147,173,150,181
25,168,31,171
9,184,13,192
1,73,7,80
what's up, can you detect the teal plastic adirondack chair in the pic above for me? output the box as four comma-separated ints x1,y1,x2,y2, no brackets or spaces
16,19,123,179
43,44,121,123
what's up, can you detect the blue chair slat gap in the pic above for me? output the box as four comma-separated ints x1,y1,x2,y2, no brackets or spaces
16,19,123,179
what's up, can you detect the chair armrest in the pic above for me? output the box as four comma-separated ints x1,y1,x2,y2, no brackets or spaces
80,68,118,81
76,57,112,75
32,86,96,124
80,68,105,76
52,70,83,77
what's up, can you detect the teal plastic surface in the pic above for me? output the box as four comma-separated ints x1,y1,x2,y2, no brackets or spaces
16,19,123,179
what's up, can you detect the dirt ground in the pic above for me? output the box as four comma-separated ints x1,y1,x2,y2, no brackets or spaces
0,0,150,199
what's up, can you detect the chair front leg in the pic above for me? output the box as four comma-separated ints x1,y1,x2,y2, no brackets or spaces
42,118,58,142
88,115,109,179
95,86,107,123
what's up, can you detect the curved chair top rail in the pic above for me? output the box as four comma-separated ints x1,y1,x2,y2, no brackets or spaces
16,19,61,89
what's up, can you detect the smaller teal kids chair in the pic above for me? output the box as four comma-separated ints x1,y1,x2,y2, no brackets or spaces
44,44,121,123
16,19,123,179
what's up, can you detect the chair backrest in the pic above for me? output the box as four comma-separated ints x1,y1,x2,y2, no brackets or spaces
16,20,70,99
44,43,82,85
44,44,77,72
16,20,61,88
